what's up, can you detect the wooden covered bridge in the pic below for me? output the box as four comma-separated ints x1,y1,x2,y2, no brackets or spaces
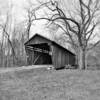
24,34,76,69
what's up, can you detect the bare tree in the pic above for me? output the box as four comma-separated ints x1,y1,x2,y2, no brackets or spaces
24,0,100,69
0,11,17,67
12,22,28,66
0,1,28,67
24,2,36,40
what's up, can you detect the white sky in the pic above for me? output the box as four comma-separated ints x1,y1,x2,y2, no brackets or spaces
11,0,53,38
0,0,99,43
0,0,72,38
0,0,47,35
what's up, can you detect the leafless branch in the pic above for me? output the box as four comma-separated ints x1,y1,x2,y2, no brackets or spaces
87,40,100,50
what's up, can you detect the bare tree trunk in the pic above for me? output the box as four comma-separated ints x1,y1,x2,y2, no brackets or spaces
78,47,86,69
27,22,31,40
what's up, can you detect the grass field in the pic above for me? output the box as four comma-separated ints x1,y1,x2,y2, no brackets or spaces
0,67,100,100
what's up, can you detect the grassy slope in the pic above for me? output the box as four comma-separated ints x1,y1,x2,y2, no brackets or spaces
0,68,100,100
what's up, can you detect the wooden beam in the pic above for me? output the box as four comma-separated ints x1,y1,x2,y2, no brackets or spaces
33,54,41,64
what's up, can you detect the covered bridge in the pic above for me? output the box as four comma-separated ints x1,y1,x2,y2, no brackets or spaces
24,34,76,69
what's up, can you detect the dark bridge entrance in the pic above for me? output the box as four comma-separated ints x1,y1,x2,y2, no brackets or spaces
26,43,52,65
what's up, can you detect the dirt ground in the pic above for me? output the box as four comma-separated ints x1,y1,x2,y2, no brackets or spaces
0,67,100,100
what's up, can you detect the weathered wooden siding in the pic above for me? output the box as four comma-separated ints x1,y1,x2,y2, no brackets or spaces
68,53,76,65
52,43,75,69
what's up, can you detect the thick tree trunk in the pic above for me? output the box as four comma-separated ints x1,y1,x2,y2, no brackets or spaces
78,47,86,69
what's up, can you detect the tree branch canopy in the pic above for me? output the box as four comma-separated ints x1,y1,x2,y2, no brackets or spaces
26,0,100,46
25,0,100,69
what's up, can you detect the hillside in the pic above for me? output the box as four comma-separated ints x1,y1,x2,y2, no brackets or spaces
0,67,100,100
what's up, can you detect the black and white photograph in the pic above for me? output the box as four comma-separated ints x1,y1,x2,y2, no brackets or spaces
0,0,100,99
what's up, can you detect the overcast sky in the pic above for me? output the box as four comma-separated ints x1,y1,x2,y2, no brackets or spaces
0,0,52,40
0,0,99,42
11,0,51,37
0,0,71,29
